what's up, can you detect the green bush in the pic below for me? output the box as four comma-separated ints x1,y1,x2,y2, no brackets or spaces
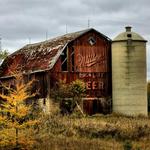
51,80,86,115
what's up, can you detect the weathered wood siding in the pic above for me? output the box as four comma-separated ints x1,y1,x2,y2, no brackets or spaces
50,30,112,114
0,30,112,115
52,30,111,98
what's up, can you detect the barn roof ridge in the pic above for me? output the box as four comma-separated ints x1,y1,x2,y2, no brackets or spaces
10,28,92,55
27,28,92,46
28,27,111,45
10,28,111,56
1,28,111,77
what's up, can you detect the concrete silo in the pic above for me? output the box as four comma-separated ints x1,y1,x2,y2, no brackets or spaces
112,26,147,116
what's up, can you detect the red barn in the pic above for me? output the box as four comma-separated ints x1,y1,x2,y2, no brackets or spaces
0,28,112,115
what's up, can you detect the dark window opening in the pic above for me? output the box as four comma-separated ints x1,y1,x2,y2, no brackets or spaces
61,48,68,71
88,37,96,46
127,34,132,38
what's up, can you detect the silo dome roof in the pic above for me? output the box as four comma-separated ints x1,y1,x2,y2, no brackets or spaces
113,26,147,42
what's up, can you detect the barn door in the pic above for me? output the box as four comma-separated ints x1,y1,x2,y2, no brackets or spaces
83,99,104,115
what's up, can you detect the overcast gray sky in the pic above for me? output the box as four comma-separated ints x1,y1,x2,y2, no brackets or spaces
0,0,150,78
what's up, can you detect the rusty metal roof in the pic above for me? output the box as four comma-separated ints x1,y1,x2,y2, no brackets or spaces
0,28,111,77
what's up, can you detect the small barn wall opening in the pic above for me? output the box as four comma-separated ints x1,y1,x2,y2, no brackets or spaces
83,98,112,115
61,48,68,71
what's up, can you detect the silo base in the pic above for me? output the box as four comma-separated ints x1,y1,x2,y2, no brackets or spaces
113,105,148,116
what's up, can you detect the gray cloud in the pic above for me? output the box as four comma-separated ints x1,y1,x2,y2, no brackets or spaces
0,0,150,78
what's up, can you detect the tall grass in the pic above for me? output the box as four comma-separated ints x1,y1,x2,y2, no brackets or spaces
1,101,150,150
32,106,150,150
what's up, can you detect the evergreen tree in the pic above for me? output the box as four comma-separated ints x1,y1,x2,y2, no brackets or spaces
0,72,39,149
